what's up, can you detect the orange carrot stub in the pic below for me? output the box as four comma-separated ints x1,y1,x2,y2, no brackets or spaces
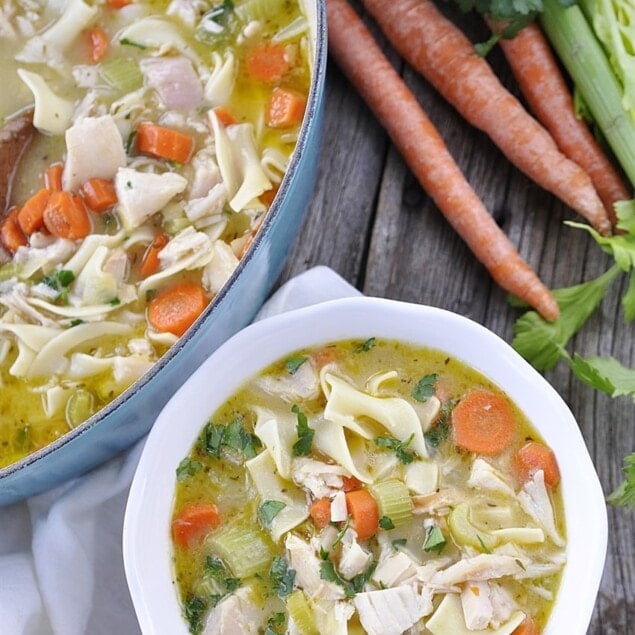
44,163,64,191
512,618,540,635
43,192,92,240
245,42,291,83
172,502,221,549
515,441,561,488
140,232,170,278
136,122,194,164
214,106,237,127
82,178,118,212
452,390,516,455
0,208,28,253
267,87,307,129
345,489,379,541
106,0,132,8
325,0,558,321
86,27,109,63
342,475,363,492
497,22,630,222
17,188,51,235
360,0,611,236
147,281,208,336
309,497,331,529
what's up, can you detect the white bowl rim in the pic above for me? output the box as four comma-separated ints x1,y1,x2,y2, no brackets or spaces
123,295,608,635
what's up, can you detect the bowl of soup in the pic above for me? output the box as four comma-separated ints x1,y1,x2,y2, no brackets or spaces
0,0,327,504
123,296,607,634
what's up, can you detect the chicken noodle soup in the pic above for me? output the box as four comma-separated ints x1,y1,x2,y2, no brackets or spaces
172,339,566,634
0,0,312,466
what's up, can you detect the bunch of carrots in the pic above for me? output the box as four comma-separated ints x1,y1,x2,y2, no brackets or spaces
325,0,631,322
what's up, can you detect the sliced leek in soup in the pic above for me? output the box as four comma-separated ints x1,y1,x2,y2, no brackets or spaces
0,0,312,466
172,339,566,635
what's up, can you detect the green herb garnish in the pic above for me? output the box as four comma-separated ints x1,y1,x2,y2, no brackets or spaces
291,405,314,456
43,269,75,304
198,417,261,460
119,37,147,49
354,337,376,353
378,515,395,530
258,500,286,528
269,556,295,597
284,354,307,375
423,525,446,554
176,457,202,482
412,373,438,402
374,433,415,464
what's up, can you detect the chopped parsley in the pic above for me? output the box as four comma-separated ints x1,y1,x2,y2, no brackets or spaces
477,535,492,554
374,433,415,465
183,595,207,634
291,405,314,456
412,373,438,402
268,556,295,597
119,37,147,49
391,538,407,550
203,555,240,596
423,525,446,555
42,269,75,304
258,500,286,528
378,515,395,530
284,353,307,375
320,558,376,598
263,612,286,635
176,457,202,482
424,399,456,449
198,417,261,460
354,337,376,353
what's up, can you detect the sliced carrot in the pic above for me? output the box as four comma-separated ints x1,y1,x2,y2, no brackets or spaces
17,188,51,235
44,163,63,192
245,42,291,82
42,192,92,240
345,489,379,541
309,497,331,529
497,21,629,225
259,185,279,208
136,122,194,164
81,178,118,212
172,502,221,549
512,618,540,635
139,232,169,278
325,0,558,321
266,87,307,128
342,475,362,492
106,0,132,8
0,208,28,253
310,347,339,369
359,0,609,236
515,441,560,488
214,106,237,127
86,27,109,63
147,281,208,336
452,390,515,455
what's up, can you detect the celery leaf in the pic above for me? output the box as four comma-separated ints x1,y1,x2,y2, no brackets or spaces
567,353,635,398
511,266,620,371
607,453,635,508
566,221,635,271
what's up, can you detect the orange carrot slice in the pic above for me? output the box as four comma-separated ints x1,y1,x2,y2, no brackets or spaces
43,192,92,240
245,42,290,82
267,87,307,128
147,282,208,336
136,122,194,164
515,441,560,488
87,27,109,63
512,618,540,635
44,163,63,191
17,188,51,235
81,178,118,212
139,232,169,278
345,489,379,541
452,390,515,455
172,502,221,549
309,497,331,529
0,208,28,253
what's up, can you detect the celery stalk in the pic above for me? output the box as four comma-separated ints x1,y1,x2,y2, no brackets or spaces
540,0,635,186
369,479,413,527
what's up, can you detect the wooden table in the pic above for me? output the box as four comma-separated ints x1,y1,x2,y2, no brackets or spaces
277,4,634,632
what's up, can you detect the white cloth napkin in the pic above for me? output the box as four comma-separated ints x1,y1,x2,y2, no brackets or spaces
0,266,361,635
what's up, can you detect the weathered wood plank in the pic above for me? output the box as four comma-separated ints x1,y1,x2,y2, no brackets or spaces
278,3,634,632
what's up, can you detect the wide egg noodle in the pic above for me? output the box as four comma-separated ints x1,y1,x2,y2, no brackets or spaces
245,450,308,542
63,231,127,277
252,406,297,480
321,371,429,458
204,51,237,107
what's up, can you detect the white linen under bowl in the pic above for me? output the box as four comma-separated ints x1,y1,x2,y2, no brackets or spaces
123,296,607,634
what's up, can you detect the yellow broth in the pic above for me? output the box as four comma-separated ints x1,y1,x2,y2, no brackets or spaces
0,0,312,466
172,339,565,634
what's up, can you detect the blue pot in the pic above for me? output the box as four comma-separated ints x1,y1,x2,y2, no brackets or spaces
0,0,328,505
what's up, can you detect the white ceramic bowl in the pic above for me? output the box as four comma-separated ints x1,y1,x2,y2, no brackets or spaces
123,296,607,634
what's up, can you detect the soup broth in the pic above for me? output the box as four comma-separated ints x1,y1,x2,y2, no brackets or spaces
172,339,566,634
0,0,312,466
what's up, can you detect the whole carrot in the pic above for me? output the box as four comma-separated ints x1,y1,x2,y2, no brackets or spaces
361,0,612,236
326,0,559,320
496,21,630,223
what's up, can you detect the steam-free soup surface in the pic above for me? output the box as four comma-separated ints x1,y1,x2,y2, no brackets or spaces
172,339,566,634
0,0,311,466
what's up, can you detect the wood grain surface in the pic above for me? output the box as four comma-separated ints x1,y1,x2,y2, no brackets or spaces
277,3,635,632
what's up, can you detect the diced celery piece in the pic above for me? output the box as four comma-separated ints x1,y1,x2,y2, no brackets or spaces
100,58,143,93
369,479,413,527
207,521,274,578
65,388,95,426
447,503,495,552
0,263,19,282
235,0,287,22
286,590,318,635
